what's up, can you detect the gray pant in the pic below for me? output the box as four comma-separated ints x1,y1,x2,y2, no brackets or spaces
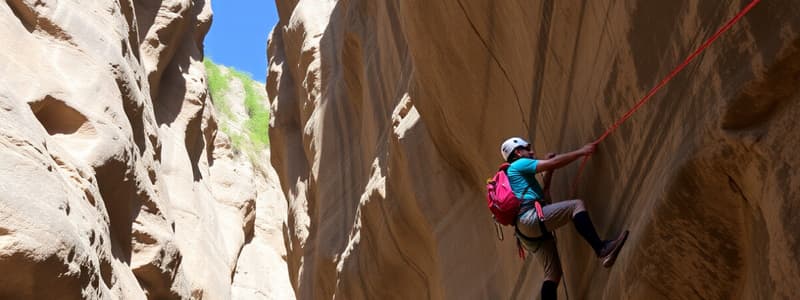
516,199,586,282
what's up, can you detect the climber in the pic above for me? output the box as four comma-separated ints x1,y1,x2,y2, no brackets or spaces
500,137,629,300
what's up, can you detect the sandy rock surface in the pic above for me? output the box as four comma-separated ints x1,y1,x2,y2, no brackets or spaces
0,0,292,299
267,0,800,299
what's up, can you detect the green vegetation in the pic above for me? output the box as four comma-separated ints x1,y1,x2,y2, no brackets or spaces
203,59,233,119
204,58,269,156
231,69,270,148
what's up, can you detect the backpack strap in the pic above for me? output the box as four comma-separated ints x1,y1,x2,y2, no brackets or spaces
494,222,504,241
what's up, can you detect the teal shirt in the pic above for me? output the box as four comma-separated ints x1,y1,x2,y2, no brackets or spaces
507,158,545,203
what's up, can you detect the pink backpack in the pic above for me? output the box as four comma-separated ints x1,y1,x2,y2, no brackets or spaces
487,163,548,259
485,163,521,226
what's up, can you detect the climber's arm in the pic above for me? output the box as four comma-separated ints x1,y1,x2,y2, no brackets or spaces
541,153,556,189
541,153,555,200
535,144,595,173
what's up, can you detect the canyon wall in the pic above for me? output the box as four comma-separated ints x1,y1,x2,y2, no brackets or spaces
267,0,800,299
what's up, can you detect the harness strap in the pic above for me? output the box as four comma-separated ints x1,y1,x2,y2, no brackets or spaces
535,201,546,229
515,225,553,243
515,223,553,259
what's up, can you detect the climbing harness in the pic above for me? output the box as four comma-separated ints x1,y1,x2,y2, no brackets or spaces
570,0,762,197
515,200,553,258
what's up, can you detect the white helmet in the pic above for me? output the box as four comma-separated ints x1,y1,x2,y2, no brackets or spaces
500,137,530,161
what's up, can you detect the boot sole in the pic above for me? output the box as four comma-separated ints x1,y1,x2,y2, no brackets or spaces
602,230,629,268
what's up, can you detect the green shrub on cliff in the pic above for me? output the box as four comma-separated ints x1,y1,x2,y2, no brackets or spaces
203,58,269,153
203,58,233,119
231,69,270,148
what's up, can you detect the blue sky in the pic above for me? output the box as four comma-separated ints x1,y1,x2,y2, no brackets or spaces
204,1,279,82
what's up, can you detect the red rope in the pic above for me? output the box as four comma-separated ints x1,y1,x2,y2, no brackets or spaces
570,0,761,196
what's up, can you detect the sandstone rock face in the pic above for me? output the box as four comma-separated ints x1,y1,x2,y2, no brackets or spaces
268,0,800,299
0,0,291,299
206,63,295,300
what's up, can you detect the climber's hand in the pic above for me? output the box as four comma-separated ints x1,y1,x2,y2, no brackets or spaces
580,143,597,156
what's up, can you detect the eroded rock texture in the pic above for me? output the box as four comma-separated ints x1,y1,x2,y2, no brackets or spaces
268,0,800,299
0,0,291,299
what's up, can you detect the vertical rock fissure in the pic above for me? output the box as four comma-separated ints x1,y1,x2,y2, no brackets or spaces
454,0,529,131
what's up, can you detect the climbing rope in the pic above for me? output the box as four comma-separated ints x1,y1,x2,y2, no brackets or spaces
570,0,762,196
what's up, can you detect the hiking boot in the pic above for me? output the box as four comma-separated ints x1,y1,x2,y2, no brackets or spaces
598,230,629,268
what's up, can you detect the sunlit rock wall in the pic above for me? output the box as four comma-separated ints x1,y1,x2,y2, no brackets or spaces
0,0,291,298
